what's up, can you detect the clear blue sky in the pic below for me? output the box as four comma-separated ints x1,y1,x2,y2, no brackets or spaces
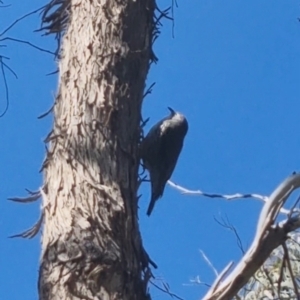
1,1,300,299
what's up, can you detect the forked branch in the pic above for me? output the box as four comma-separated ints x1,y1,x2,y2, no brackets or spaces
200,173,300,300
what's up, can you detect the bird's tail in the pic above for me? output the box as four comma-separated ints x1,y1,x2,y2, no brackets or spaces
146,196,156,216
147,171,166,216
147,184,163,216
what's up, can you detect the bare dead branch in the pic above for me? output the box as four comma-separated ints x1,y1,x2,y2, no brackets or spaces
46,69,58,76
8,187,43,238
9,212,44,239
209,261,234,294
199,250,218,277
140,117,150,129
171,0,178,38
0,5,54,117
25,188,41,195
150,279,185,300
37,0,71,56
168,180,296,215
288,193,300,218
203,173,300,300
0,5,45,36
38,104,54,119
143,82,156,99
0,37,55,55
8,192,41,203
0,3,10,8
0,55,12,117
168,180,267,201
0,57,17,78
213,215,245,254
188,276,211,288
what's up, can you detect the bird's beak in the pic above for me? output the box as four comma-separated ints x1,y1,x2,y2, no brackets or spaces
167,107,175,115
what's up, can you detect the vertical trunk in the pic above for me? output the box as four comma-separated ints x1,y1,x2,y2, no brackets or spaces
39,1,155,299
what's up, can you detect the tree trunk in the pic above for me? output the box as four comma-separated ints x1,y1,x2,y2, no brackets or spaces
39,1,155,299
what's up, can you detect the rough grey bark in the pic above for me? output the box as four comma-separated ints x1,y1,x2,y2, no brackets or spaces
39,0,156,299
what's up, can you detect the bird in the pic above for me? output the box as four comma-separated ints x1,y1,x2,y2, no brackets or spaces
140,107,188,216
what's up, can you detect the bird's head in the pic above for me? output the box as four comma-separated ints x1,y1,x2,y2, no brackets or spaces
165,107,188,133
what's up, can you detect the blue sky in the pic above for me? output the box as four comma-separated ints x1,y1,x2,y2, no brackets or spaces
1,1,300,299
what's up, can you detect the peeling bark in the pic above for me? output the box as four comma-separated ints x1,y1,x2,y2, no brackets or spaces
39,1,155,299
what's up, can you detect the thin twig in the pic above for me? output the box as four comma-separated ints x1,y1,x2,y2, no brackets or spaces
0,5,46,36
199,250,218,277
150,280,185,300
214,215,245,254
0,56,9,117
1,37,55,55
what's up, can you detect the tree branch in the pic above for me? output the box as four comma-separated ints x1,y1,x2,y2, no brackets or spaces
202,173,300,300
168,180,297,215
